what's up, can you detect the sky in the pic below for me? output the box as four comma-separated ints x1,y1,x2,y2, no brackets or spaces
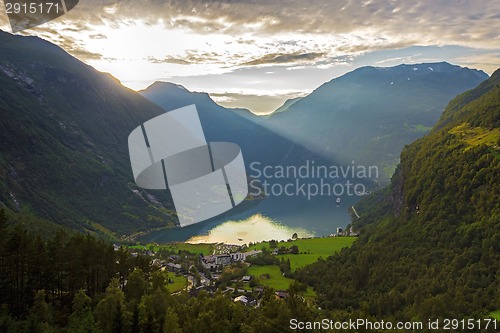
1,0,499,114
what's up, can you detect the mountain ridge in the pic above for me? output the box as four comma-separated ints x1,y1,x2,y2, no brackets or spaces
265,61,489,182
295,68,500,319
0,30,178,234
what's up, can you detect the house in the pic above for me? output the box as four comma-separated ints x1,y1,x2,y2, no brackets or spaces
152,259,167,268
242,275,253,283
166,263,182,273
234,295,248,304
215,254,231,266
275,291,289,299
199,276,210,286
202,254,232,270
230,250,262,262
234,295,257,306
201,255,217,270
202,250,262,271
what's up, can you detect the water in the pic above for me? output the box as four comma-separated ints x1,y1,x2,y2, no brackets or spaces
138,192,361,244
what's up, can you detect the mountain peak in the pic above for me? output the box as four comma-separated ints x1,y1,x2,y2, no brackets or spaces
142,81,188,93
353,61,487,76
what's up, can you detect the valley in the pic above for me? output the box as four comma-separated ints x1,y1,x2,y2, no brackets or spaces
0,27,498,333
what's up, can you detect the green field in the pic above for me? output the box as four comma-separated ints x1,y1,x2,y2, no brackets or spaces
413,124,433,132
247,265,315,296
130,242,213,256
249,237,356,270
248,265,291,290
490,310,500,320
166,272,187,293
163,242,213,255
277,254,326,271
449,123,500,151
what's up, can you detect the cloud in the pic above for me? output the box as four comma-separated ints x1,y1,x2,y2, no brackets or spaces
69,47,104,60
4,0,497,96
60,0,499,48
148,56,191,65
242,52,325,66
11,0,498,69
452,52,500,74
89,33,107,39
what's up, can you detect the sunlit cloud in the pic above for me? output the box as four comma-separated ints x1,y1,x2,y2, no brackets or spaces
242,52,326,66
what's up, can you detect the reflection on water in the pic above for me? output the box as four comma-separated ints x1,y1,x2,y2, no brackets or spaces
186,214,314,244
139,191,361,245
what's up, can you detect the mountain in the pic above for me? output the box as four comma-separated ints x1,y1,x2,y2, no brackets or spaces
295,69,500,319
273,97,302,114
0,30,178,235
139,82,261,147
139,82,340,170
140,82,256,119
265,62,489,182
0,31,341,236
0,30,491,238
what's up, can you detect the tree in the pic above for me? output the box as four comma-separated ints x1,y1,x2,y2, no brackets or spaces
125,268,147,304
290,245,299,255
27,290,53,333
0,208,7,230
138,285,173,333
151,271,168,293
163,308,182,333
5,224,32,315
138,295,155,333
0,304,18,333
95,278,129,333
68,289,100,333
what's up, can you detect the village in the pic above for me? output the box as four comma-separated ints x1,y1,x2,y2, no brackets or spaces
119,242,284,307
118,230,358,307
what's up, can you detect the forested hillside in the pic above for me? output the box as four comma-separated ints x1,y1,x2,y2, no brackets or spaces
0,209,320,333
0,30,176,235
295,69,500,321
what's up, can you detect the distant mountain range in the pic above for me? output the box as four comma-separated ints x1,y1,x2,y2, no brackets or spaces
0,30,491,236
142,63,488,184
139,82,334,169
264,62,488,181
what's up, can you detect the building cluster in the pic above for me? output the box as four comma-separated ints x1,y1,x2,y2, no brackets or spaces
201,250,262,271
332,226,358,237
